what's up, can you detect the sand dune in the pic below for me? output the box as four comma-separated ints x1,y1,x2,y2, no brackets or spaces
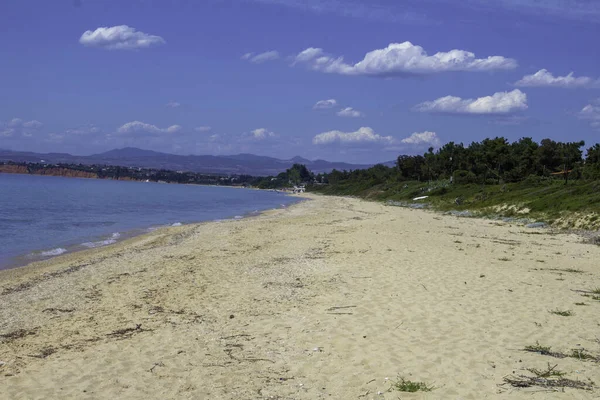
1,194,599,399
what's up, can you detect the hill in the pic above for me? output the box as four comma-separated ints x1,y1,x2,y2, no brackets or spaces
0,148,385,176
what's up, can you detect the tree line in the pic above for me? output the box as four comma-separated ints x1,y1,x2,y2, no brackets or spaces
324,138,600,187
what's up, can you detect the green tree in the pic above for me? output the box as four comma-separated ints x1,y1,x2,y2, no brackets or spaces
536,138,562,175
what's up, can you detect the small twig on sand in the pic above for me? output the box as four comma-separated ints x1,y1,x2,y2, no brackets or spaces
107,324,148,338
220,334,252,340
243,358,275,363
503,374,592,390
42,308,75,313
503,363,594,391
149,362,164,373
326,306,357,311
571,289,596,294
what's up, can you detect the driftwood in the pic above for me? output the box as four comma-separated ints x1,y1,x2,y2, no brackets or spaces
503,363,594,391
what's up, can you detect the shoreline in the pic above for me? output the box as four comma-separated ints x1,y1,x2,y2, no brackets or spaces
0,193,308,273
0,194,309,283
0,173,305,271
1,194,599,398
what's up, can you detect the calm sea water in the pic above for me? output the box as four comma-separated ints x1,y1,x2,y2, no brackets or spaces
0,174,300,269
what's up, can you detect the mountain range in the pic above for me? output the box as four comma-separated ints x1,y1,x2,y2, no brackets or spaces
0,147,392,176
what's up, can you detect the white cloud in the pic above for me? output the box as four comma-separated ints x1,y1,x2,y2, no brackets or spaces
46,133,65,142
79,25,165,50
166,101,181,108
1,118,43,137
400,131,440,147
294,48,325,65
414,89,528,115
336,107,364,118
313,99,338,109
66,124,101,135
195,126,212,132
515,69,599,88
116,121,182,135
7,118,24,128
243,51,280,63
313,127,393,146
45,126,103,143
250,128,276,140
578,104,600,128
293,41,517,77
22,120,43,129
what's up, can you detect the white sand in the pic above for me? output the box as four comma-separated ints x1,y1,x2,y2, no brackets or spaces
1,194,599,399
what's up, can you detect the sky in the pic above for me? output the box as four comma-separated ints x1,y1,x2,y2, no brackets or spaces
1,0,599,163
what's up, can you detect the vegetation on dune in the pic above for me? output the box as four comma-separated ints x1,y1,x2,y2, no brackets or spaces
307,137,600,229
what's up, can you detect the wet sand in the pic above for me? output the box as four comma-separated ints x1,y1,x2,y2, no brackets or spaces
1,194,599,399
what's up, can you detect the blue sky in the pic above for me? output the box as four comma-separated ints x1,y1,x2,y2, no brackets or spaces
1,0,599,163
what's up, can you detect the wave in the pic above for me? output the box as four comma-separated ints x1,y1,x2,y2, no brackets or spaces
171,222,182,227
40,248,67,257
81,239,117,248
81,232,121,248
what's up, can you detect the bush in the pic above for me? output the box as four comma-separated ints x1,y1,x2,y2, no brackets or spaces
453,170,477,184
522,174,547,186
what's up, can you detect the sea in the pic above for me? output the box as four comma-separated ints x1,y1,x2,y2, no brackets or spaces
0,174,300,270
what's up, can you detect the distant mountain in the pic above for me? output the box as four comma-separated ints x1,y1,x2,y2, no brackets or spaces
290,156,312,164
0,148,390,176
93,147,166,158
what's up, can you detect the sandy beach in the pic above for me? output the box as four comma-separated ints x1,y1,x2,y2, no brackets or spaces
1,194,599,399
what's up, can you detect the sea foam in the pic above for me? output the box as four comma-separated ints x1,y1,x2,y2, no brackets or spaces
40,248,67,257
81,232,120,248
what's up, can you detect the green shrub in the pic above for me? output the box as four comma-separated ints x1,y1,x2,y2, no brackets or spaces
453,170,477,184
